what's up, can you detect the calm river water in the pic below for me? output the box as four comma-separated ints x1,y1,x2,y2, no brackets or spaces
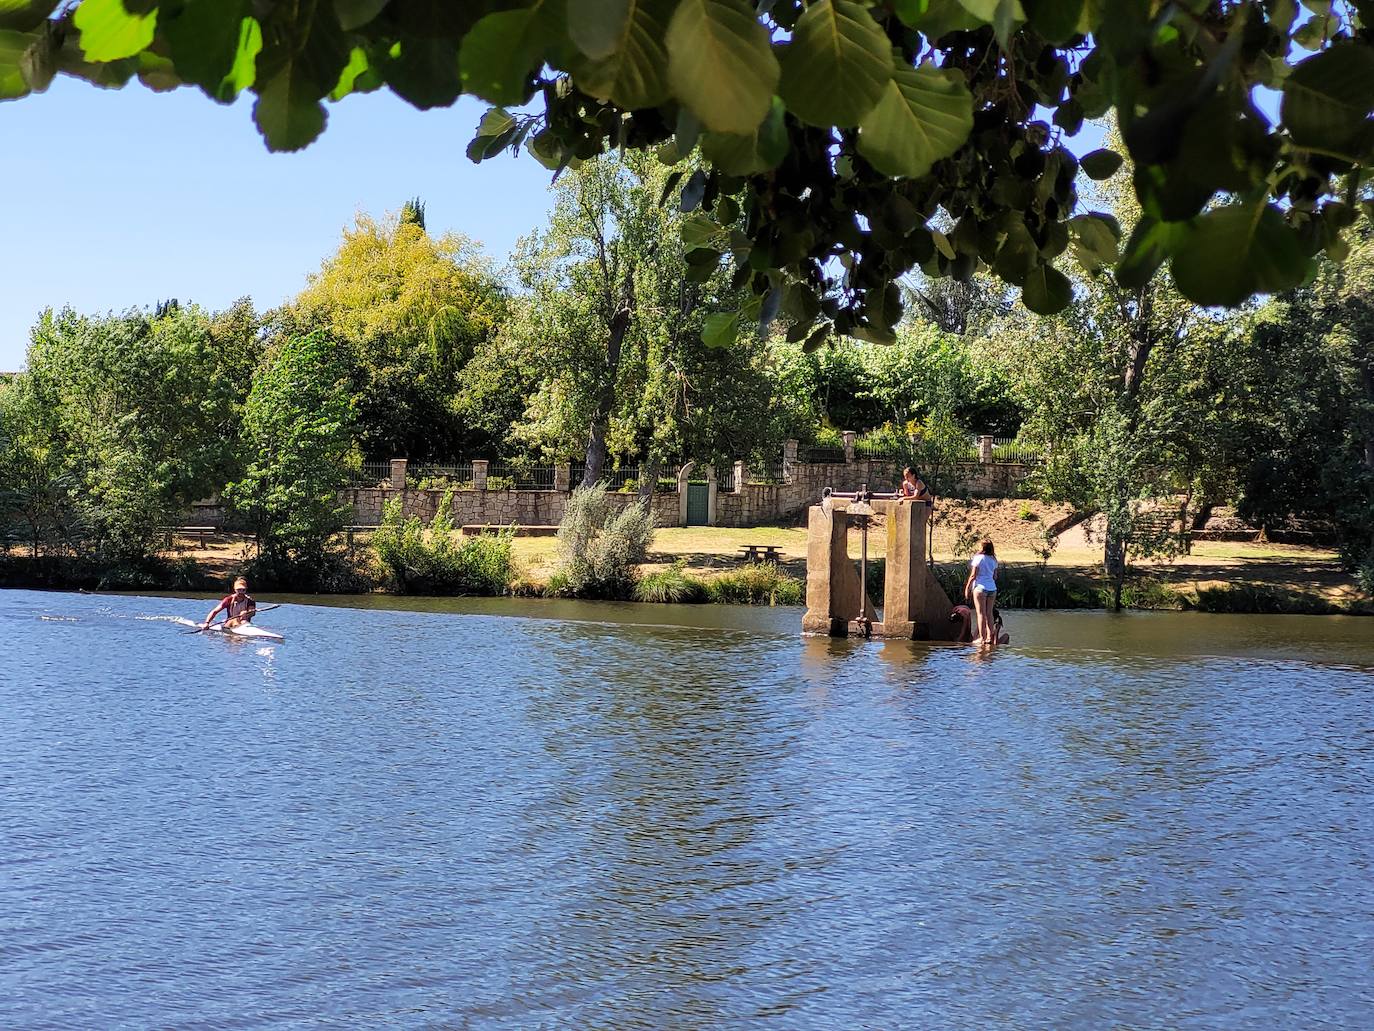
2,588,1372,1029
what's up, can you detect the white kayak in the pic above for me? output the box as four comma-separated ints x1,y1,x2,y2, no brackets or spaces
173,617,285,642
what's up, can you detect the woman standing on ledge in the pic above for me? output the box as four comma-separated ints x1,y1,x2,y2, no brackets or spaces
964,539,999,648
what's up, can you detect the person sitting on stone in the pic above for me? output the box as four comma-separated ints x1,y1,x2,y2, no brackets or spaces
897,466,929,501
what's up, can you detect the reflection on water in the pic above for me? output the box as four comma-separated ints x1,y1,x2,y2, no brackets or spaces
1,589,1371,1028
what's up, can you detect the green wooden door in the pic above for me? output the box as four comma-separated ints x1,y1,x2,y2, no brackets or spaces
686,483,709,526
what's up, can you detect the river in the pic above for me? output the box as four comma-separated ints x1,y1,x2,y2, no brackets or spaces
2,588,1372,1028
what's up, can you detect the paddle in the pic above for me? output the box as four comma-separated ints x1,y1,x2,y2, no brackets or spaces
182,603,281,634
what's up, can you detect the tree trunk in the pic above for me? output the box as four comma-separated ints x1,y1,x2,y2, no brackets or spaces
637,455,662,507
581,266,636,488
1104,529,1127,612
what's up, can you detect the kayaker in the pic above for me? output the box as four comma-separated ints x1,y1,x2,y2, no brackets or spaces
204,576,256,630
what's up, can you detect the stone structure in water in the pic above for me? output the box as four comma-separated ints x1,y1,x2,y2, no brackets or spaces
802,495,961,640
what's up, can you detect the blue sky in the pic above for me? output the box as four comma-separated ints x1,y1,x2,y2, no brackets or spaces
0,80,558,369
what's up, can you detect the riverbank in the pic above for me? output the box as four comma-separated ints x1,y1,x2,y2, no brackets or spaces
2,501,1367,614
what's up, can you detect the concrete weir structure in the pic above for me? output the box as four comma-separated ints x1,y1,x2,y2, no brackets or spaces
802,492,961,641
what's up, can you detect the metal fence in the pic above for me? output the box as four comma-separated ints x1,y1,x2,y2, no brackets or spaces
410,460,474,486
990,437,1042,464
746,460,786,484
487,460,555,491
348,460,393,486
716,465,736,492
800,445,847,464
853,435,911,463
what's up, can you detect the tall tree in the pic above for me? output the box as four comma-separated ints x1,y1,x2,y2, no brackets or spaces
291,209,506,460
224,330,354,579
6,304,256,562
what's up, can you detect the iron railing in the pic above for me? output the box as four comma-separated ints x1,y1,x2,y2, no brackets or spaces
348,460,393,486
410,460,474,486
800,445,847,464
486,461,555,491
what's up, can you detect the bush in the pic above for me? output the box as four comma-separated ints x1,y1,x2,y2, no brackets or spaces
553,482,655,597
372,491,514,595
1018,502,1038,520
633,561,708,603
706,562,805,606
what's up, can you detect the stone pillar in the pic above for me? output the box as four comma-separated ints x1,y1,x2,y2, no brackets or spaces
783,439,799,483
979,434,995,464
473,459,489,491
801,499,874,636
554,462,571,493
733,460,747,494
704,464,718,526
389,458,407,490
843,430,857,464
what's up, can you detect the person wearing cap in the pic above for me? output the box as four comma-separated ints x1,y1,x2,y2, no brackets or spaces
203,577,256,630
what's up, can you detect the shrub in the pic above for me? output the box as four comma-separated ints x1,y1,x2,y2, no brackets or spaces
706,562,804,606
554,482,654,597
372,491,514,595
1018,502,1038,521
633,561,708,603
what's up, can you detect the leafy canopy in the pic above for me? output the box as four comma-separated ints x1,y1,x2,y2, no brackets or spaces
6,0,1374,334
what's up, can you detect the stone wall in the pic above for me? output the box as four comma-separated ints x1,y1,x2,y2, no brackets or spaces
187,449,1034,530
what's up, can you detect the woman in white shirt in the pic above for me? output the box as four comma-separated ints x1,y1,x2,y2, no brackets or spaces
963,539,999,648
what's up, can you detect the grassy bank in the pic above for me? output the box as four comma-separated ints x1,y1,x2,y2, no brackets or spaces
5,505,1367,615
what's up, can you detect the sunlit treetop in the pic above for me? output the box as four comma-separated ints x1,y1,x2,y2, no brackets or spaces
3,0,1374,346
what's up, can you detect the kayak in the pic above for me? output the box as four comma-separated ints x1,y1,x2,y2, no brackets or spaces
173,617,286,642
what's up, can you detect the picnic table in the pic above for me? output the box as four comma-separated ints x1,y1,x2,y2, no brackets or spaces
738,544,784,564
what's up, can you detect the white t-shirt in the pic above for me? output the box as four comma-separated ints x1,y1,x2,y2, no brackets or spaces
970,553,998,592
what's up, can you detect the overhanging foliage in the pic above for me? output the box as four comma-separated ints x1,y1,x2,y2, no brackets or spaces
4,0,1374,338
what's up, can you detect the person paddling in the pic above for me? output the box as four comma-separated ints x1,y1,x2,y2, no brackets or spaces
204,576,256,630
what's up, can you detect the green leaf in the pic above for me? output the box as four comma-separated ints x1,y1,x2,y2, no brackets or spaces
778,0,891,128
701,311,739,348
1293,13,1337,50
1021,263,1072,314
1281,45,1374,158
681,212,723,247
910,0,983,39
137,49,179,91
1068,212,1120,272
569,0,631,58
1170,202,1310,307
891,0,929,26
459,7,554,107
253,66,329,152
333,0,389,32
163,2,262,103
666,0,779,134
479,107,516,136
1022,0,1082,42
74,0,157,62
572,0,672,108
389,35,462,109
699,95,788,174
801,324,829,353
1115,216,1182,290
1079,148,1123,180
16,21,55,91
330,45,371,101
955,0,1024,47
0,28,34,98
856,60,973,179
0,2,59,33
932,229,956,260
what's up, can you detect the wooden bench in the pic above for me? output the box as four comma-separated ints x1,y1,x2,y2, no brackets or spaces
738,544,784,564
161,525,216,549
